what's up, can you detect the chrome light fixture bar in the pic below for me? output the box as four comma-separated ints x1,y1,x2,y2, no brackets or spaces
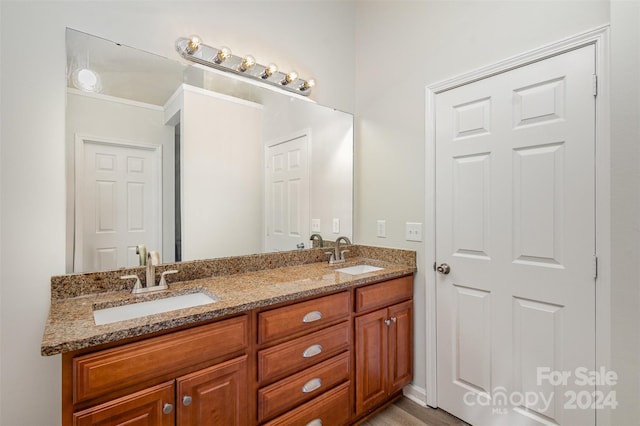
175,36,315,96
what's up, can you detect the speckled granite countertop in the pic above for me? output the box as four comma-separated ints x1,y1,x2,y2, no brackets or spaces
41,246,415,356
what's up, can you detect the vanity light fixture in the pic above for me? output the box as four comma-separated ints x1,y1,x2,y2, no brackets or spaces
260,63,278,79
214,46,232,64
280,71,298,86
175,35,315,96
239,55,256,72
186,35,201,54
299,79,316,92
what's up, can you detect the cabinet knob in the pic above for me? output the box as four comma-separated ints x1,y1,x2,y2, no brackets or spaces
302,310,322,323
384,319,391,326
302,378,322,393
306,419,323,426
391,316,397,323
182,395,192,406
162,403,173,415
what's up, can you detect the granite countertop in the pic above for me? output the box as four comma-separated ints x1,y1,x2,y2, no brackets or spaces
41,248,415,356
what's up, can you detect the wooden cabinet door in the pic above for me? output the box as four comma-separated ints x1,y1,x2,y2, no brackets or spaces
73,381,175,426
388,300,413,395
177,355,248,426
355,308,388,416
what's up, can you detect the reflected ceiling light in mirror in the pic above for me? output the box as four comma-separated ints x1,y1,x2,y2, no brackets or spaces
71,68,102,93
175,36,315,96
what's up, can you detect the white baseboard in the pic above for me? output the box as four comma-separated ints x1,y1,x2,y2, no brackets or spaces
402,383,428,407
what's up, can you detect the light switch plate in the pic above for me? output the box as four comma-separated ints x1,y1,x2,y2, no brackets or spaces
332,218,340,234
376,220,386,238
311,219,321,232
405,222,422,242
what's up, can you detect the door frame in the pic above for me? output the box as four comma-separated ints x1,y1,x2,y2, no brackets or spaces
424,25,610,423
73,134,163,272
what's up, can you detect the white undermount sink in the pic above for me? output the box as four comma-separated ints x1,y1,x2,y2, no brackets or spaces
93,292,219,325
335,264,384,275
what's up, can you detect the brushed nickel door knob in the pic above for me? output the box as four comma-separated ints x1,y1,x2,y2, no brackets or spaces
437,263,451,275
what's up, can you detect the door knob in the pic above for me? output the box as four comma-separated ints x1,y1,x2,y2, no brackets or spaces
437,263,451,275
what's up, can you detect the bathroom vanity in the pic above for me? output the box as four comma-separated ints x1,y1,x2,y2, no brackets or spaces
42,245,415,425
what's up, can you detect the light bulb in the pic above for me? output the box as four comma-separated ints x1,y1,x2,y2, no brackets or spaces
72,68,102,93
239,55,256,72
260,63,278,79
215,46,232,63
186,35,201,54
281,71,298,85
299,78,316,91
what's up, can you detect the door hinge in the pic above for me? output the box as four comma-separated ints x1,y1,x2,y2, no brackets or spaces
592,74,598,97
593,255,598,279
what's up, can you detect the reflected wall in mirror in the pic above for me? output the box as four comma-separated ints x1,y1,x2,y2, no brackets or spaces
65,28,354,273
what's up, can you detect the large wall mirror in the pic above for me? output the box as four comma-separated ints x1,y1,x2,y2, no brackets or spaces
65,28,354,273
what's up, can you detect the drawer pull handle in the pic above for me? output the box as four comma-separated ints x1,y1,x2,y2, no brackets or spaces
302,378,322,393
303,344,323,358
306,419,323,426
302,311,322,323
162,403,173,415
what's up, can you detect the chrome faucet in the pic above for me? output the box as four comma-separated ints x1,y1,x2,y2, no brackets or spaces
120,250,178,294
328,236,351,264
310,233,324,248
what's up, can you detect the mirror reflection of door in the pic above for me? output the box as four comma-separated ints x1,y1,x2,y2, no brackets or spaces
265,133,310,252
74,137,161,272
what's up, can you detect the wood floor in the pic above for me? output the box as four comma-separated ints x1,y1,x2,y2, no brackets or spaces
363,397,469,426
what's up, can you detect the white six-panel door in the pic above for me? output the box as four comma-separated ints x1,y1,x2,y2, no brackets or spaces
265,134,310,252
75,138,161,272
435,45,596,425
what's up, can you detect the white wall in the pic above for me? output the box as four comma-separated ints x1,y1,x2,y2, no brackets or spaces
181,87,264,260
610,1,640,424
0,2,355,424
65,91,175,271
354,0,610,402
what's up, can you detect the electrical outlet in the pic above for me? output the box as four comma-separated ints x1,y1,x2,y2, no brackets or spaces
311,219,321,232
332,218,340,234
376,220,386,238
405,222,422,242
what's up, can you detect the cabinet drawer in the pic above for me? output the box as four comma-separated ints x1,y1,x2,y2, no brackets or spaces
355,276,413,313
263,381,351,426
258,292,350,344
258,321,350,384
73,316,248,404
258,352,350,422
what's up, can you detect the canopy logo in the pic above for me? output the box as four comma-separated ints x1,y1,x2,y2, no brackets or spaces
463,367,618,414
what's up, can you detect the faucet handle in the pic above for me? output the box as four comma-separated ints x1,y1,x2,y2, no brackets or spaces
121,275,143,292
324,252,335,263
340,249,350,261
159,270,179,288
